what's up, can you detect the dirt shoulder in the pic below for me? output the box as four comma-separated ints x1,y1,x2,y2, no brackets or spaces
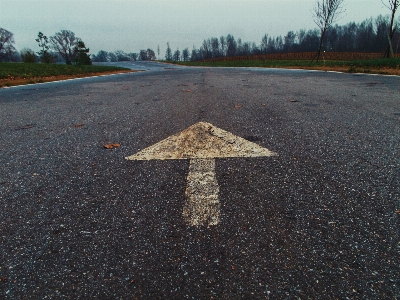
280,65,400,76
0,70,137,88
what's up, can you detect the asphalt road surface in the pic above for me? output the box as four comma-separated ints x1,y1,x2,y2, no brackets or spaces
1,61,399,299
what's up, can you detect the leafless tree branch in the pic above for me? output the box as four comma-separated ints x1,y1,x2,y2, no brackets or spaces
312,0,346,62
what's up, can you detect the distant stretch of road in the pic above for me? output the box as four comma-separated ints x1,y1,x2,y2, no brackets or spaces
1,61,399,299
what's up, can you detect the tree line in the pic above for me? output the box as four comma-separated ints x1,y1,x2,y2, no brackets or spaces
0,26,157,63
181,14,399,62
0,29,91,65
91,49,157,62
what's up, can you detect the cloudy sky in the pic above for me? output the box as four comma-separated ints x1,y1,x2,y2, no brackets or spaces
1,0,392,57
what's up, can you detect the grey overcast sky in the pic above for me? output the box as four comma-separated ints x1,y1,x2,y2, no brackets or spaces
1,0,393,56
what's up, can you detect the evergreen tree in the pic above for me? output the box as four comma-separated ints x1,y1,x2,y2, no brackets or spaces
36,32,53,63
74,40,92,65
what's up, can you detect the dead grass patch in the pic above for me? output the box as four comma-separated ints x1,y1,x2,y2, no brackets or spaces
0,70,137,88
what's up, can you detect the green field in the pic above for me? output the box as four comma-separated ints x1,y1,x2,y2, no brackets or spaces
0,63,131,86
175,58,400,74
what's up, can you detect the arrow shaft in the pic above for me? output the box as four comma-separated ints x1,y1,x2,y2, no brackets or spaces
183,158,220,226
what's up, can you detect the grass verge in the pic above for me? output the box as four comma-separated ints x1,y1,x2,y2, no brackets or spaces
174,58,400,75
0,63,135,87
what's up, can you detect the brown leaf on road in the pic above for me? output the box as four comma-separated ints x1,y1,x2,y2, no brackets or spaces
234,104,242,108
290,99,298,102
75,124,85,128
104,143,121,149
18,124,35,130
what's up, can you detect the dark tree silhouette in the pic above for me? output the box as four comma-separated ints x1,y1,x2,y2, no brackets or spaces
182,48,190,61
73,40,91,65
165,42,172,61
173,49,180,61
0,28,16,61
36,32,53,63
50,30,78,64
147,48,156,60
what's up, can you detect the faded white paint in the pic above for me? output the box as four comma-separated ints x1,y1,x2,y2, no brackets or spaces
125,122,276,160
183,158,220,226
126,122,277,226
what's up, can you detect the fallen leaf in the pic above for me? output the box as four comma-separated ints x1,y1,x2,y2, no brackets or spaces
104,143,121,149
75,124,85,128
396,210,400,214
262,103,267,106
231,266,235,270
290,99,298,102
18,124,34,130
234,104,242,108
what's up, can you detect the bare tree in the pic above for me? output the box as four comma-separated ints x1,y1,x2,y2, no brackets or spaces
382,0,400,57
92,50,108,62
201,39,211,59
173,48,180,61
261,34,268,54
211,37,220,58
226,34,237,57
108,52,117,62
219,36,226,57
182,48,190,61
129,53,138,61
191,47,198,61
147,48,156,60
165,42,172,61
20,48,36,63
0,28,16,61
115,50,129,61
50,30,78,64
312,0,346,62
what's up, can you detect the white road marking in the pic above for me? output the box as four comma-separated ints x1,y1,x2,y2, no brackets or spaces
125,122,276,160
126,122,277,226
183,158,219,226
1,72,132,89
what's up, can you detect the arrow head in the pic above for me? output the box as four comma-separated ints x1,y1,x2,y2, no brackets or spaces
125,122,277,160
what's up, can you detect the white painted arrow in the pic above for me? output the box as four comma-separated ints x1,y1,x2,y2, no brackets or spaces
125,122,277,226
